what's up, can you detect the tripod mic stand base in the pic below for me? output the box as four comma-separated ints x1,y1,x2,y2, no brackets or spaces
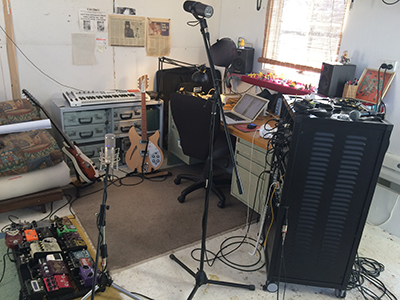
169,254,255,299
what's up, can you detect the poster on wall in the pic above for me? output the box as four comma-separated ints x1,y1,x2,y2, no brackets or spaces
146,18,171,57
355,68,396,104
108,15,145,47
79,8,107,32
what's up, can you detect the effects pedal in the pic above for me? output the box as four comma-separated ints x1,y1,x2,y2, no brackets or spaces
40,259,69,277
24,229,39,242
5,229,23,249
55,216,77,236
62,231,87,251
30,238,62,261
24,278,46,300
43,274,74,297
79,265,96,287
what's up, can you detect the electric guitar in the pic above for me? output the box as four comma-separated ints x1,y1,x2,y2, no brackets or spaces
22,89,99,183
125,75,163,173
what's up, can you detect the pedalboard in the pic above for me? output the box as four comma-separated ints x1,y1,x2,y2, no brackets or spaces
6,216,98,300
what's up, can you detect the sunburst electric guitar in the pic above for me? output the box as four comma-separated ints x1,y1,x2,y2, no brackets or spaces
125,75,163,173
22,89,99,183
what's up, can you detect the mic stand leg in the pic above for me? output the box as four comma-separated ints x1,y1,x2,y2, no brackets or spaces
169,16,254,300
81,164,147,300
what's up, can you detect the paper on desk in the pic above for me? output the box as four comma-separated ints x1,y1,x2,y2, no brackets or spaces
0,119,51,135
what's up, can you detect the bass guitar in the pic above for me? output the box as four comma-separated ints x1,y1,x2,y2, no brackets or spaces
22,89,99,183
125,75,163,173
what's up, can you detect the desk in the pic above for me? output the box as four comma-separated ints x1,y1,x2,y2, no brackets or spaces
227,114,276,215
226,114,276,150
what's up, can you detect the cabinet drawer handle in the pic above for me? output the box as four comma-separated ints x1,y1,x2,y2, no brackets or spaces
78,117,93,124
79,131,94,138
85,151,95,158
120,126,132,133
120,113,133,120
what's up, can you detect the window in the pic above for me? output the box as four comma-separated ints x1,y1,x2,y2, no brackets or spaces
259,0,350,75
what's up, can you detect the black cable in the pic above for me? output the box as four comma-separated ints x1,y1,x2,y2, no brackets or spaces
190,235,265,272
382,0,400,4
348,254,397,300
257,0,263,10
0,247,13,284
0,25,83,91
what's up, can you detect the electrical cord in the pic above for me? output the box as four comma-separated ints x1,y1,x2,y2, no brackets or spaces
0,247,14,284
382,0,400,4
348,254,398,300
0,24,84,91
190,234,265,272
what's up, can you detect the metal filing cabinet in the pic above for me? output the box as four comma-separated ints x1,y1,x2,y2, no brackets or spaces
51,98,163,172
231,137,272,214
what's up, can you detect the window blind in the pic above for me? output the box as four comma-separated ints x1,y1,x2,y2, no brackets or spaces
259,0,350,73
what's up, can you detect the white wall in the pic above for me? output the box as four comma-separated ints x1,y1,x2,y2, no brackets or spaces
0,0,222,111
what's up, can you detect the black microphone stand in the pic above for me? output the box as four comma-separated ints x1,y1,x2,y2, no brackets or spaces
169,13,254,300
81,163,147,300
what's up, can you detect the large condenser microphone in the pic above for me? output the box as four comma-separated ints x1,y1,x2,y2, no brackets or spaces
104,133,116,165
183,1,214,18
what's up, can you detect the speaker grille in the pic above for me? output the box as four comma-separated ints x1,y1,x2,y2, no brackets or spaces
292,132,333,257
289,132,367,273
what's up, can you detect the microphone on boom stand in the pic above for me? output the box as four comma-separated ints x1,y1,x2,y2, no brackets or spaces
183,1,214,18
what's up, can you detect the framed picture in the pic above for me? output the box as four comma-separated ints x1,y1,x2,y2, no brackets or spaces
355,68,396,104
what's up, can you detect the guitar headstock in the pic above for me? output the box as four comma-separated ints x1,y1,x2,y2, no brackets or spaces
138,75,149,93
22,89,41,108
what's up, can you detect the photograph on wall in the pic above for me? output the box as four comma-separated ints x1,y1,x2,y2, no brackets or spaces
355,68,396,104
108,15,145,47
79,8,107,32
116,7,136,15
146,18,171,57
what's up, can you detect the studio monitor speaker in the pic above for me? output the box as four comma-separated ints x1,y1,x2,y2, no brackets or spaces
230,48,254,74
318,63,356,97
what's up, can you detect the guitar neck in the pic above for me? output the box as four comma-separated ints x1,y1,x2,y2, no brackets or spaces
22,89,75,149
141,92,148,141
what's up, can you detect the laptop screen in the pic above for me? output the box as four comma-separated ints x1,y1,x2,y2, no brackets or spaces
234,93,268,119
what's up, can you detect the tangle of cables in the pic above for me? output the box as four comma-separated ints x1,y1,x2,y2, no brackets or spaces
347,254,398,300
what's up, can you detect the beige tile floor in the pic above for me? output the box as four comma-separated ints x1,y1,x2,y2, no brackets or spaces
1,198,399,300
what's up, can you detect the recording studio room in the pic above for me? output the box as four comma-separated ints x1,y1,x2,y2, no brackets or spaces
1,1,400,300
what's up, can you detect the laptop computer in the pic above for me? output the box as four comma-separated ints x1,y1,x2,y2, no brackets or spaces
222,93,270,125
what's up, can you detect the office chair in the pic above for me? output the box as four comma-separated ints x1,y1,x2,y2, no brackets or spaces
170,92,233,208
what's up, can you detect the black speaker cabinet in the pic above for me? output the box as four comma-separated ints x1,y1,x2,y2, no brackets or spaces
318,63,356,97
264,113,392,296
230,48,254,74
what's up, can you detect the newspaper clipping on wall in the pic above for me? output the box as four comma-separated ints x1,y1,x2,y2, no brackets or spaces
79,8,107,32
146,18,171,57
108,15,146,47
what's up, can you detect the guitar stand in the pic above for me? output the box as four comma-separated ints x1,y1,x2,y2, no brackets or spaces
81,164,150,300
169,11,254,300
71,169,97,199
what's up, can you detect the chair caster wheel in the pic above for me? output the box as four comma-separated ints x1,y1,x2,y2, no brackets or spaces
174,178,181,185
178,195,185,203
217,200,225,208
335,289,346,298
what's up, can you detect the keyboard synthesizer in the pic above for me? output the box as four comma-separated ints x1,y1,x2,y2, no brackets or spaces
62,90,150,107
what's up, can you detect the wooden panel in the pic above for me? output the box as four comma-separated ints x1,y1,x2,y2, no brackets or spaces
0,188,63,213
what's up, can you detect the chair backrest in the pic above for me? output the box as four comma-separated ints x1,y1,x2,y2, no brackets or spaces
170,92,221,161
